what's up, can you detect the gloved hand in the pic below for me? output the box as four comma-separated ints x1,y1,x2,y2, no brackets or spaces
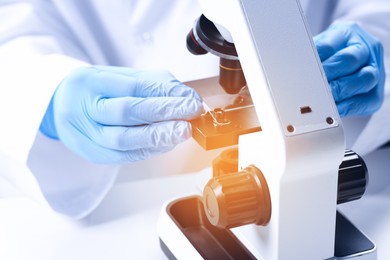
39,66,204,163
314,21,385,117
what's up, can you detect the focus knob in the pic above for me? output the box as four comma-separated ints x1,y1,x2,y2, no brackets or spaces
337,150,368,204
203,165,271,229
204,149,368,230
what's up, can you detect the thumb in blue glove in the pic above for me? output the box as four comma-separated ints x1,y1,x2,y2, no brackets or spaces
314,21,385,117
40,66,204,164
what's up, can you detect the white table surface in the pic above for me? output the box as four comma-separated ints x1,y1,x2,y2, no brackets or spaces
0,171,204,260
1,146,390,260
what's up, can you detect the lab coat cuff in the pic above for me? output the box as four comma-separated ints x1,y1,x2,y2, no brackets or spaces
0,54,90,163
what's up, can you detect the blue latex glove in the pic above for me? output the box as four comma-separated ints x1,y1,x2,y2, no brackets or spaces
40,66,204,163
314,22,385,117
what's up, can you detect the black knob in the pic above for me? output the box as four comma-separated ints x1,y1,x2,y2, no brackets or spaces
337,150,368,204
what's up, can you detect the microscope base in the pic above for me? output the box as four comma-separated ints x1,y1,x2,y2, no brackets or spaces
158,196,376,259
333,210,376,259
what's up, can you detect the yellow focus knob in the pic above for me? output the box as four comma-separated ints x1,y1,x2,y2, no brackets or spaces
203,165,271,229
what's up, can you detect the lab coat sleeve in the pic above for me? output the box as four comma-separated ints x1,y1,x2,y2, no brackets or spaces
0,2,89,162
331,0,390,155
0,2,117,219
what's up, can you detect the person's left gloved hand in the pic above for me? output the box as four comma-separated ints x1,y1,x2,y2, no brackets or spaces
314,21,385,117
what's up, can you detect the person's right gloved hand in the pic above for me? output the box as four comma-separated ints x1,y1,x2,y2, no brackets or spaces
39,66,204,164
314,21,385,117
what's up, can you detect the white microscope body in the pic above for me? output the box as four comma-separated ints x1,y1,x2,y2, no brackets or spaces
158,0,376,259
199,0,342,258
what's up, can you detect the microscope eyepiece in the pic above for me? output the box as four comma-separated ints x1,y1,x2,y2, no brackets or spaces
186,29,208,55
186,15,247,94
186,14,237,58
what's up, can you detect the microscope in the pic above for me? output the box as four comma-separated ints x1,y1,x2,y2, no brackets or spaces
158,0,376,259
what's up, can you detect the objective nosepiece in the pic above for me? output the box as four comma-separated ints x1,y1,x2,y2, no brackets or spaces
219,58,246,94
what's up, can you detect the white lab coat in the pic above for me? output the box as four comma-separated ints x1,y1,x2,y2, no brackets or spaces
0,0,390,219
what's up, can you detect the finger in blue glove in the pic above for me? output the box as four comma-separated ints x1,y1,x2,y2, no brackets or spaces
40,66,204,163
314,21,385,117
